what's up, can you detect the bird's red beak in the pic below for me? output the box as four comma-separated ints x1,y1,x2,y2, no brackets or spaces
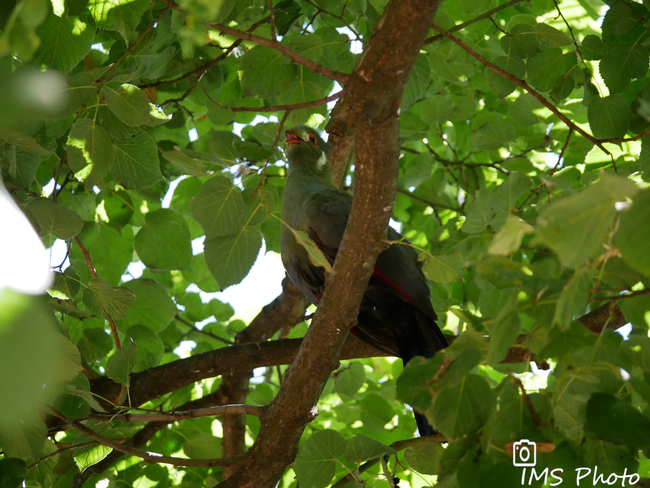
285,130,300,145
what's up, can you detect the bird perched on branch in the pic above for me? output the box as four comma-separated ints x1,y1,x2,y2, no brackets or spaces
280,125,447,436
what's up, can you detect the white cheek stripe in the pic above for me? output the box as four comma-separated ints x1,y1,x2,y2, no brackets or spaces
316,152,327,170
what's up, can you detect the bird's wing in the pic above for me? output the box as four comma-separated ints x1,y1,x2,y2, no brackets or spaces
303,188,352,264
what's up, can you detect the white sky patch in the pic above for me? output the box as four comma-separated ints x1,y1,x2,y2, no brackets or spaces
188,128,198,141
0,185,53,293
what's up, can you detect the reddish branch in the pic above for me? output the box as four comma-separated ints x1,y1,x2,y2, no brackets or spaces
210,23,350,83
424,0,527,45
73,236,122,351
430,25,617,164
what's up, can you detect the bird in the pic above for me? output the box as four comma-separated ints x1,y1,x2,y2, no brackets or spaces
279,125,448,436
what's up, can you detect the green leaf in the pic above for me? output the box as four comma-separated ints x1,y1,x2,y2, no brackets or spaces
0,415,47,460
190,175,245,237
420,252,463,283
162,149,207,176
183,432,222,459
82,278,136,320
600,42,649,94
96,188,133,230
405,442,444,475
0,126,51,155
461,189,494,234
432,374,493,439
74,441,112,471
274,0,302,36
208,130,242,165
126,324,164,371
488,215,534,256
204,226,263,289
66,118,115,185
33,15,95,73
508,93,545,126
616,188,650,275
122,278,177,332
536,23,572,47
106,338,138,386
182,253,219,293
70,223,134,286
50,268,81,300
241,185,275,226
486,55,526,98
588,95,631,139
293,430,347,488
89,0,153,42
421,95,456,125
103,83,169,127
526,47,565,91
0,457,27,488
492,172,532,229
334,361,365,399
553,268,592,329
111,132,163,189
581,35,606,60
535,173,639,268
233,140,273,161
586,393,650,450
239,46,295,98
344,435,395,463
134,208,192,270
78,327,113,362
471,120,516,151
0,291,81,431
24,197,83,239
487,310,519,364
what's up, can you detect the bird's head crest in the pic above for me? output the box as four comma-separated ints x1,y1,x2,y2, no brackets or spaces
285,125,331,174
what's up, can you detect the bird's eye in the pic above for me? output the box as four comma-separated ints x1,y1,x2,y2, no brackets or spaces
308,133,318,145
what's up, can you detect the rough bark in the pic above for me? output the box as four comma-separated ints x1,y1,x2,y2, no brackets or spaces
219,1,444,486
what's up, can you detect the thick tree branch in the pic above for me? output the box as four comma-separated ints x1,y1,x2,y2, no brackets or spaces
210,23,350,83
219,1,444,486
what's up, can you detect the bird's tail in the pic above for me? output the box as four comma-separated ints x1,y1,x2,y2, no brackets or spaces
398,310,448,437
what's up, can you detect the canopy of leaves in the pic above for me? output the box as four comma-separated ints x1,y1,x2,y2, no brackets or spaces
1,0,650,487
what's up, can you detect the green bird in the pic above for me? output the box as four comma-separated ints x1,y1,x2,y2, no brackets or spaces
280,125,447,436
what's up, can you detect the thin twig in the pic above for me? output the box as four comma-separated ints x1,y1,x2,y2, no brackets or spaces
550,127,573,176
73,237,122,351
424,0,528,44
47,407,249,468
141,17,270,89
210,23,350,83
203,87,344,112
97,8,170,83
396,188,465,214
91,404,266,422
175,315,234,345
268,0,276,41
28,441,98,469
431,24,617,169
512,377,540,427
73,237,98,279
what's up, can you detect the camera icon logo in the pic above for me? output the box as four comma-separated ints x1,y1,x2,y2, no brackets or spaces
512,439,537,467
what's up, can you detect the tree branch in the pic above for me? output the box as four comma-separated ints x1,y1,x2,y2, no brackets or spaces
430,24,617,163
424,0,529,45
203,87,344,112
49,408,249,469
210,23,350,83
220,1,444,486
